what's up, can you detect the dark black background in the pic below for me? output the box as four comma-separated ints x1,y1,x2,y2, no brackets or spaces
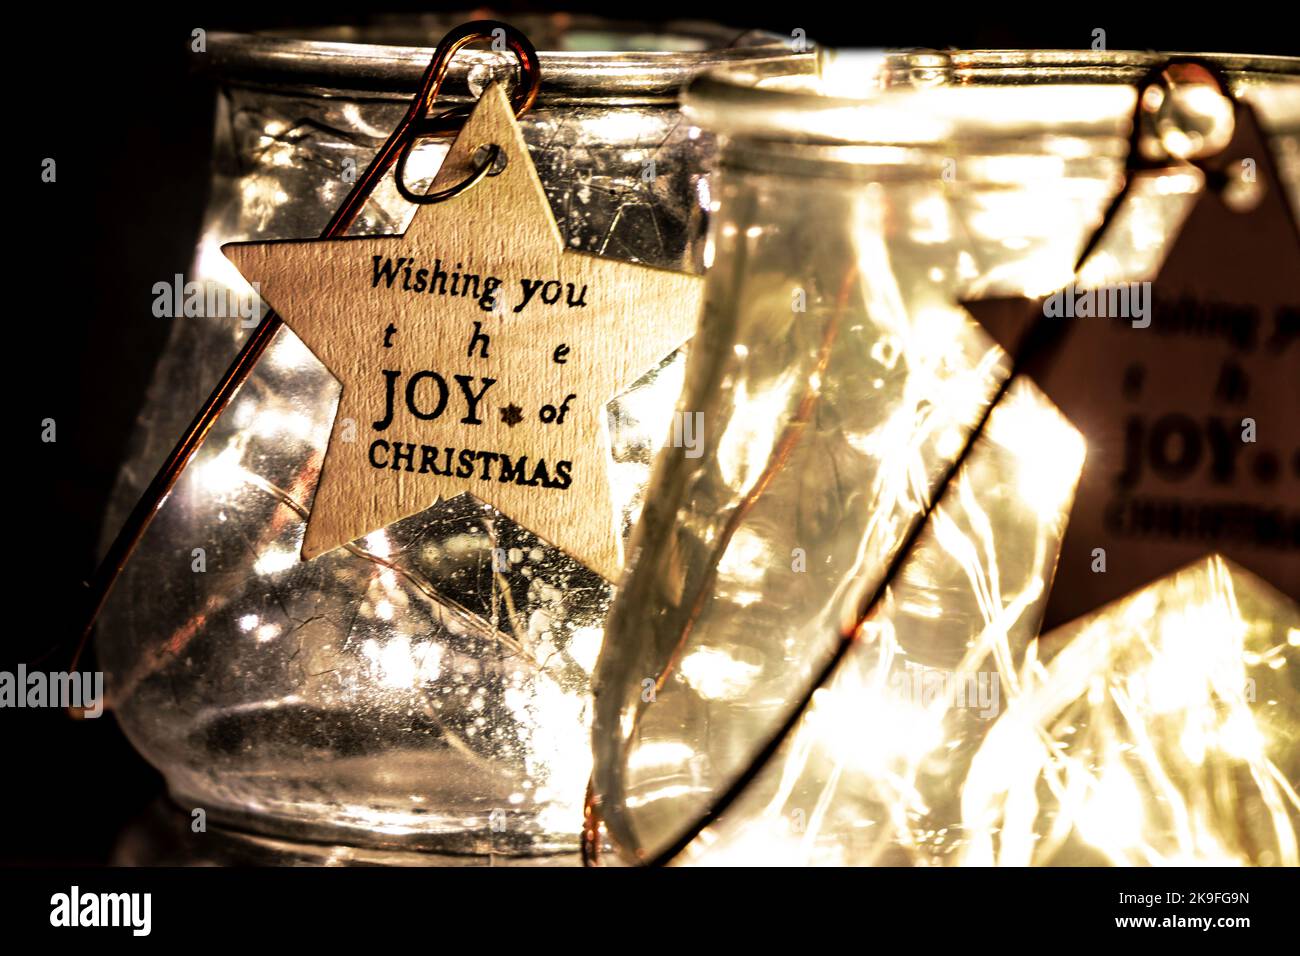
8,3,1297,865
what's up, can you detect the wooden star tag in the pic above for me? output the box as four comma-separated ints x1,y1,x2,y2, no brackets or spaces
223,83,703,581
963,101,1300,630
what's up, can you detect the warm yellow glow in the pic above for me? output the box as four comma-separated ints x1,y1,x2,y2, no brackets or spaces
960,556,1299,866
679,646,764,700
196,441,249,495
986,394,1086,520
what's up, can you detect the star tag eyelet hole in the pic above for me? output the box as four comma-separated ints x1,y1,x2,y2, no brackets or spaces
395,129,503,204
474,143,508,176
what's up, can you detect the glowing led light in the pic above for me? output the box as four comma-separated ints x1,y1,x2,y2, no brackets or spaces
715,372,797,488
627,740,699,772
986,392,1085,520
679,647,763,700
566,626,604,674
363,531,392,559
196,443,249,495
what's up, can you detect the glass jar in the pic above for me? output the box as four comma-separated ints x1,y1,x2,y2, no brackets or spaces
96,15,810,859
590,50,1300,865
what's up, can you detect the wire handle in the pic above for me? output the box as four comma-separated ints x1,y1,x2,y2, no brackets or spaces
589,57,1242,867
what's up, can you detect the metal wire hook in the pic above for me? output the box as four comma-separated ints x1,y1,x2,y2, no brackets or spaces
388,21,538,205
395,140,504,205
327,20,539,228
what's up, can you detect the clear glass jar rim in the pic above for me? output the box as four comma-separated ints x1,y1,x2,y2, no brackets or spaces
684,50,1300,146
204,16,810,102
